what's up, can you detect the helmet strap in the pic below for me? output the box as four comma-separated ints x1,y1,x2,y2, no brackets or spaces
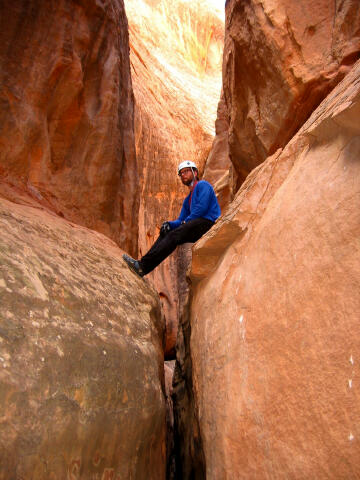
190,167,196,186
189,169,198,189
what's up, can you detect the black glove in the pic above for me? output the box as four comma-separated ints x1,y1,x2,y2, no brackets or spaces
160,221,171,237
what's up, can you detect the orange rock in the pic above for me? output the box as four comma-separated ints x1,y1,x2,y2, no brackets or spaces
0,0,138,256
217,0,360,187
203,91,232,211
0,196,165,479
190,60,360,478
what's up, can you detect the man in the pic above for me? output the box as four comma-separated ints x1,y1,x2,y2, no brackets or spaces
123,160,221,277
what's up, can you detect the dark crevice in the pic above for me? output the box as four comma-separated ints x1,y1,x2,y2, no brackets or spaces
170,292,206,480
164,245,206,479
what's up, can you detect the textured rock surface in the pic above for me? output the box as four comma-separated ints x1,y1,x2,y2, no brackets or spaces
125,0,224,356
217,0,360,188
0,0,138,255
0,198,165,479
203,91,232,211
190,61,360,478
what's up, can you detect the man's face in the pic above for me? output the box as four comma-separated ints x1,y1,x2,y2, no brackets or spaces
179,168,197,186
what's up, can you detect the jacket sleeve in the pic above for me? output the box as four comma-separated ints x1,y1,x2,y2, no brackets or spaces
185,182,212,221
168,197,190,229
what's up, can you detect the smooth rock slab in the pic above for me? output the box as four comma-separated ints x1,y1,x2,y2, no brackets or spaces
190,60,360,479
0,198,165,479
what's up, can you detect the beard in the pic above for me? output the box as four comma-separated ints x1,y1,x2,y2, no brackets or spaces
182,177,193,186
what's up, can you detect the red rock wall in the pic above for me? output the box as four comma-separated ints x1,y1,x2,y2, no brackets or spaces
203,91,232,211
190,60,360,479
0,0,138,255
213,0,360,191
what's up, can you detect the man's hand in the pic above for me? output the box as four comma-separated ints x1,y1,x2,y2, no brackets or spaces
160,221,171,237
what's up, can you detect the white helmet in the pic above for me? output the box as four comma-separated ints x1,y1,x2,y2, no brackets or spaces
177,160,197,174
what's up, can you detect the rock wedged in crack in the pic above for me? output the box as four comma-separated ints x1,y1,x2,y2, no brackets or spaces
190,60,360,479
165,360,176,479
0,198,166,479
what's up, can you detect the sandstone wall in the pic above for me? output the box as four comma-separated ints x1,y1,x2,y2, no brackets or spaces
189,60,360,478
203,91,232,212
0,0,138,255
0,197,166,479
213,0,360,192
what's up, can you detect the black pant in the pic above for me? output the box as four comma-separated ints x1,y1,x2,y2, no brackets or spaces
139,218,214,275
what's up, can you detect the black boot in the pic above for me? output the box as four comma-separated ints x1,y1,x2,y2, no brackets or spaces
122,254,144,278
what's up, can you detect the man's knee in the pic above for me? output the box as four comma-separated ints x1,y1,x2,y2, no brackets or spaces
168,224,188,244
168,227,182,242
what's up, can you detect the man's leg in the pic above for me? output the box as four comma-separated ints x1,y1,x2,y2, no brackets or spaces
123,232,168,277
140,218,214,275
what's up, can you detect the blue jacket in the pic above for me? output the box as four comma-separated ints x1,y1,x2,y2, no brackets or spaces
168,180,221,230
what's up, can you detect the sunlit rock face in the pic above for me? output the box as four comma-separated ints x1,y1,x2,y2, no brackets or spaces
217,0,360,190
125,0,224,356
190,60,360,478
0,0,138,256
0,197,166,479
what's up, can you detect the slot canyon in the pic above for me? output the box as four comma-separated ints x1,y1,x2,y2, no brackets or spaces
0,0,359,479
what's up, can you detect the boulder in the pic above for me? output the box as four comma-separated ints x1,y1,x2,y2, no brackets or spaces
190,60,360,478
218,0,360,187
0,197,166,479
0,0,138,255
